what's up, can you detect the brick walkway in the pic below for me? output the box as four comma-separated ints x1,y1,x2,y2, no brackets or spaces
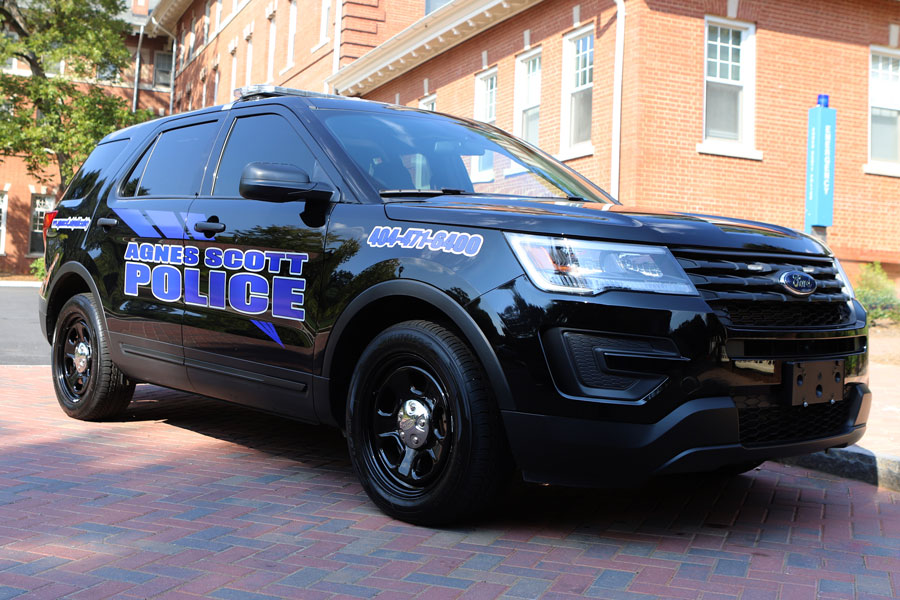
0,366,898,600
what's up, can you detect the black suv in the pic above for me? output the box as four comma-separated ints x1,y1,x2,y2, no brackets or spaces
39,86,870,524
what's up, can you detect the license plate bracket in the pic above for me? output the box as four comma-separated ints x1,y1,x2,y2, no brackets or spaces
783,360,844,406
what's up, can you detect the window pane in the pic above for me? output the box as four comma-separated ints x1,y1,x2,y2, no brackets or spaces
522,106,539,145
63,139,128,201
30,195,53,254
705,81,741,140
122,144,153,197
872,107,899,162
214,114,321,196
706,24,742,83
139,121,219,197
570,87,592,146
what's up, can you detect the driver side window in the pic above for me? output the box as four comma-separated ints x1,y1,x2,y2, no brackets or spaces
213,113,328,197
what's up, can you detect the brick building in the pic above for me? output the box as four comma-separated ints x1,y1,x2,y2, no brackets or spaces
0,0,171,274
7,0,900,285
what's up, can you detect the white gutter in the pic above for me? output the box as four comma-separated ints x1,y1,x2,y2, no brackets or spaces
150,16,178,115
610,0,625,200
131,23,146,112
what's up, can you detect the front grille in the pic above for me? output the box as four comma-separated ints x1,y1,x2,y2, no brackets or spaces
672,249,853,328
738,402,851,446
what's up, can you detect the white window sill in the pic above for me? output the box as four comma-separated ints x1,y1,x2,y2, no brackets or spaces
278,62,295,76
696,140,763,161
503,164,528,176
555,144,594,162
471,171,494,184
863,161,900,178
310,39,329,53
26,253,43,258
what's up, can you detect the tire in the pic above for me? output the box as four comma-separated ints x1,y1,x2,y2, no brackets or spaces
346,320,511,525
51,293,134,421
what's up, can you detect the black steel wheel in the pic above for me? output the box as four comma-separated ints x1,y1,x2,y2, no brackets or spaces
51,293,134,420
347,320,511,525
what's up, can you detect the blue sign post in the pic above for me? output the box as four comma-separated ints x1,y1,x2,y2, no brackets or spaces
805,94,836,234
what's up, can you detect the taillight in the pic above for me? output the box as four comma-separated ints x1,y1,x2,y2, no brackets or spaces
42,210,58,245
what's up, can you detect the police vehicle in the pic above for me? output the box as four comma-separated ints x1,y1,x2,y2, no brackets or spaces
39,85,870,524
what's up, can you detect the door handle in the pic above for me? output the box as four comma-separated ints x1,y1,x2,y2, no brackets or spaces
194,221,226,235
96,217,118,229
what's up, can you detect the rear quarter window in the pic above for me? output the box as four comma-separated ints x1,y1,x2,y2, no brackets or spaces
121,120,219,198
62,139,130,201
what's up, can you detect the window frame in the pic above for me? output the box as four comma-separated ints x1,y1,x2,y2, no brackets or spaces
514,46,542,146
318,0,332,46
696,15,762,161
558,24,594,161
29,194,54,256
865,45,900,178
154,51,173,88
473,67,498,182
418,93,436,112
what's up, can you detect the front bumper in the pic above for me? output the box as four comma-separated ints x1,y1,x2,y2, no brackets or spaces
503,382,870,486
470,276,870,486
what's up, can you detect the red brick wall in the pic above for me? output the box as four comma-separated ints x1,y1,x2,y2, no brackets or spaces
360,0,900,283
0,157,59,274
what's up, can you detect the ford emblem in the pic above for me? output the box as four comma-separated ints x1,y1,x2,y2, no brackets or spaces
780,271,817,296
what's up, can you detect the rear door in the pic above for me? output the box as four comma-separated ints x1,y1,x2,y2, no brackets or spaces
99,116,223,390
182,104,336,421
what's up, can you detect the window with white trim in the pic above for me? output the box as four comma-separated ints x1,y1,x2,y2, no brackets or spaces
474,69,497,180
204,1,211,45
0,191,7,255
179,30,186,69
560,25,593,158
189,17,197,58
30,195,53,255
419,94,436,112
319,0,332,45
698,17,759,160
154,51,172,88
286,0,296,67
216,0,222,31
245,36,253,86
869,50,900,169
515,49,541,146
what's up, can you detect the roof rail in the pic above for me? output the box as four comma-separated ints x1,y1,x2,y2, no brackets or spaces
233,84,355,102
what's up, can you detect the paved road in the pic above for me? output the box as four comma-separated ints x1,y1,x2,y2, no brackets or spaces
0,367,897,599
0,287,48,365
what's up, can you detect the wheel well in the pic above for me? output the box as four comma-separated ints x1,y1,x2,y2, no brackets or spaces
327,295,463,428
45,274,91,342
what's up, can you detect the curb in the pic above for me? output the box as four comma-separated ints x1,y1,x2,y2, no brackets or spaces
777,445,900,491
0,281,41,288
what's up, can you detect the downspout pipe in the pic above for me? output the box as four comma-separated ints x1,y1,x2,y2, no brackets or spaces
132,23,145,112
331,0,343,93
610,0,626,200
150,16,177,115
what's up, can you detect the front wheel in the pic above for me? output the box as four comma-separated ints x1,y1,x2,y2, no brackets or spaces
346,320,511,525
51,293,134,420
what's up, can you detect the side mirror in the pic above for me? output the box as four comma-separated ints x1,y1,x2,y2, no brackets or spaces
239,162,334,202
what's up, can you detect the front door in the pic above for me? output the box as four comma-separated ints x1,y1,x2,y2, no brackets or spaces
182,106,334,421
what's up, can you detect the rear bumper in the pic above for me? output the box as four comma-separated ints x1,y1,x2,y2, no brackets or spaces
502,382,870,487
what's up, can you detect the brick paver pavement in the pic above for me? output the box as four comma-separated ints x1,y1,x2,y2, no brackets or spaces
1,365,898,600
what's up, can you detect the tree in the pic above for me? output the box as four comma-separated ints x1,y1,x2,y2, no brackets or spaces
0,0,156,189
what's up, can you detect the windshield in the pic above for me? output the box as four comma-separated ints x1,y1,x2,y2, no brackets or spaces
315,108,613,202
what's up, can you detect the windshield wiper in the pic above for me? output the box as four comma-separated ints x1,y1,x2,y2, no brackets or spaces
379,188,469,197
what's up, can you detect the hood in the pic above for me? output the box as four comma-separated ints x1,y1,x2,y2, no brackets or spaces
383,197,831,256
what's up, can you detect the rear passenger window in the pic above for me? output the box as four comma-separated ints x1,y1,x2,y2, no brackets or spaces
63,139,129,201
124,121,219,198
213,114,325,197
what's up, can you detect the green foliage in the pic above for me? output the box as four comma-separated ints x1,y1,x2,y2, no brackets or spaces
0,1,156,187
855,262,900,323
29,256,45,280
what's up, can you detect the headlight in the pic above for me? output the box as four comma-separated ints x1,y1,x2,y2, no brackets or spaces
505,233,698,296
833,257,855,298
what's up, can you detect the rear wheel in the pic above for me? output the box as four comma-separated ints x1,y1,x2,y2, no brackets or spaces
52,293,134,420
346,320,511,525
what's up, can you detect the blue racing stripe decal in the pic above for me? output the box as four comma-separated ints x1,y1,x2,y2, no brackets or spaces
146,210,187,239
113,208,162,239
251,319,285,348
